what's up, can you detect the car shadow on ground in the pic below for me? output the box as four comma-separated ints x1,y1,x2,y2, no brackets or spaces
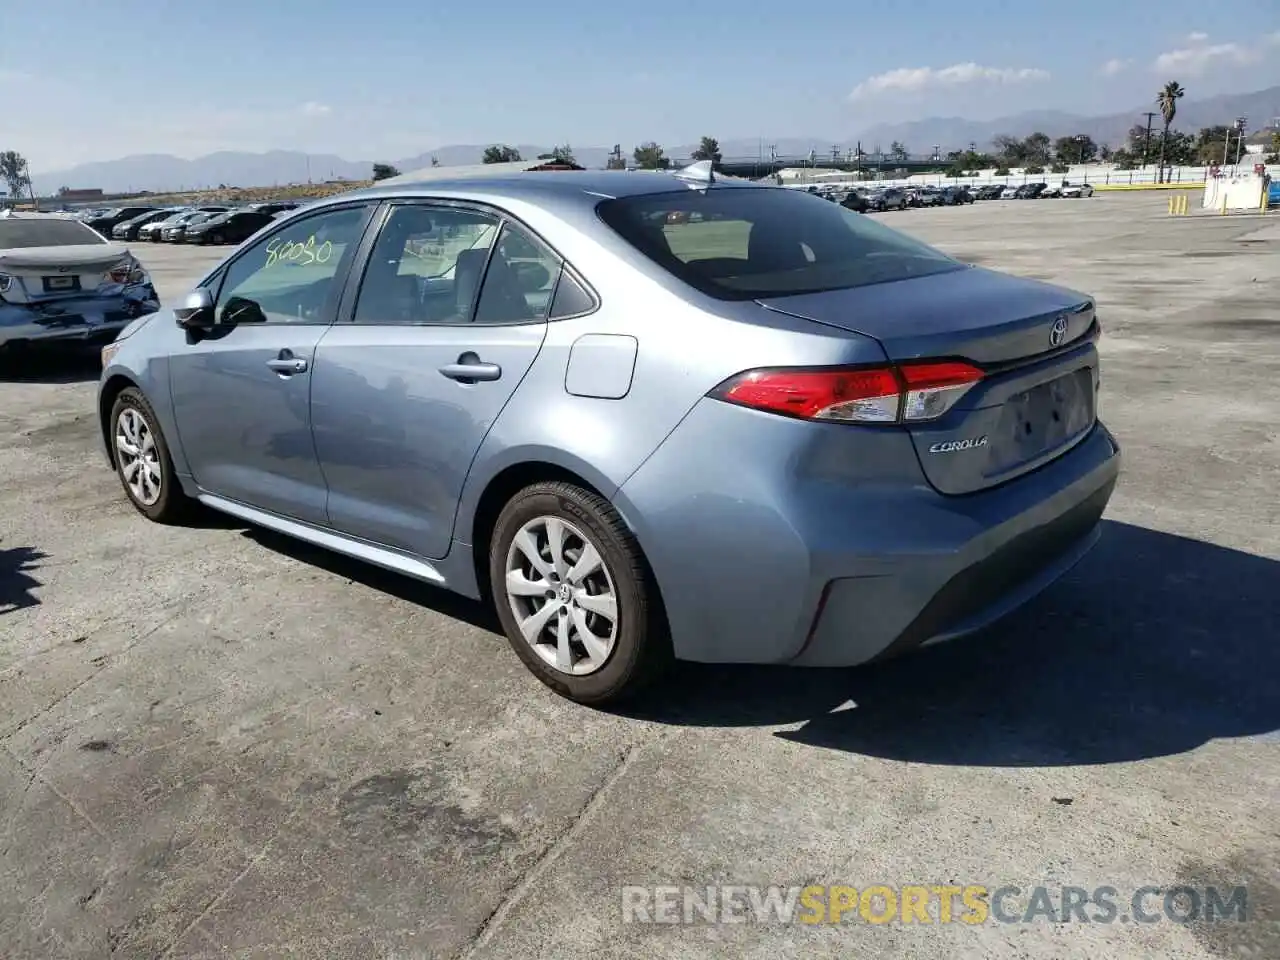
241,526,502,634
0,349,102,384
0,544,45,615
623,520,1280,767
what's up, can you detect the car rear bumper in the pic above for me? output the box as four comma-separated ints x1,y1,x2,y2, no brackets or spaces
616,397,1121,666
794,465,1113,666
0,289,160,350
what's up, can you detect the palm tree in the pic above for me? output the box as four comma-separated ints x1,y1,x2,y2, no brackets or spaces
1156,81,1185,182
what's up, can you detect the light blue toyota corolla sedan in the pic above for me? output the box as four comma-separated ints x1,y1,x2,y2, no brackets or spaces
98,165,1120,704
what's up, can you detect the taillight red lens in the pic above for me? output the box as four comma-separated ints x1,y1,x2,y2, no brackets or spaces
713,360,984,424
897,361,984,390
716,367,902,422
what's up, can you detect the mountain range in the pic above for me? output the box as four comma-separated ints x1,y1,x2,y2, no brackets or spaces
30,85,1280,195
854,85,1280,155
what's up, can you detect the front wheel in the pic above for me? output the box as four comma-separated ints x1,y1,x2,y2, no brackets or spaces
110,387,194,524
489,481,670,704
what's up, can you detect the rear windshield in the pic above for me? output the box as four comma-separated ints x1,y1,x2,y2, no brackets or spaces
596,187,961,300
0,218,108,249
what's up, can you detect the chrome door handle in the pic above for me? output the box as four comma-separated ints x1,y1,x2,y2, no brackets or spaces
440,353,501,383
266,357,308,375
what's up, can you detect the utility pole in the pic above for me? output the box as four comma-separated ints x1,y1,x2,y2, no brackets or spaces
1235,117,1248,166
1142,112,1157,169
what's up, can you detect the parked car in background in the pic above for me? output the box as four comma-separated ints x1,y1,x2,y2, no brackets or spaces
98,169,1118,704
941,185,975,205
839,189,870,213
873,187,909,211
1059,182,1095,198
917,187,944,207
0,211,159,359
112,208,184,242
1014,183,1048,199
140,206,231,242
161,211,219,243
247,201,302,217
976,184,1007,200
184,209,276,245
85,206,160,235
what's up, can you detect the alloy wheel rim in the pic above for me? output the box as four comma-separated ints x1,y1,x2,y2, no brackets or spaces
115,408,162,506
504,516,619,676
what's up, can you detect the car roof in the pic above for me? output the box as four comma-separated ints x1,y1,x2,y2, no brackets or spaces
323,170,761,217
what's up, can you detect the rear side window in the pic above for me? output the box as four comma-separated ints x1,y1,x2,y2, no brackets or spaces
549,268,595,319
472,222,560,325
0,218,107,248
596,187,962,301
352,204,500,325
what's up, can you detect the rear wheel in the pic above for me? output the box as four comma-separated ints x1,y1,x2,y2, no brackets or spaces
489,481,670,704
110,387,193,524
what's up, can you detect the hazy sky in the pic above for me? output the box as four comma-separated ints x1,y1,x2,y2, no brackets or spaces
3,0,1278,171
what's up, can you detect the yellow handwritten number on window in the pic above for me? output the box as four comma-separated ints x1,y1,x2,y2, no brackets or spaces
265,235,334,268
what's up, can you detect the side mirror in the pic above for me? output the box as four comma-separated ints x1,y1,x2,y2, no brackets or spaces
174,288,216,329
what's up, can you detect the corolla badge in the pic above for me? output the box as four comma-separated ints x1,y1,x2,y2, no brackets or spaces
1049,315,1068,347
929,436,988,454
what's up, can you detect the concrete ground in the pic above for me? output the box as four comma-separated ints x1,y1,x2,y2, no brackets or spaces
2,194,1277,959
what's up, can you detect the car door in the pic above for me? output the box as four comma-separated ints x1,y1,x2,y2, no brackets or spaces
168,202,376,523
309,201,563,559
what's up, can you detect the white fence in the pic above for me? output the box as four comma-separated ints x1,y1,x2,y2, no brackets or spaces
780,162,1278,191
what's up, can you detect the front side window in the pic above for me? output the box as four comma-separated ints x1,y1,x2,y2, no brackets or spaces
352,205,500,325
215,205,367,325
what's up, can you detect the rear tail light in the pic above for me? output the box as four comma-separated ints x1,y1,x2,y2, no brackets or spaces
711,360,984,424
108,255,146,285
899,362,984,421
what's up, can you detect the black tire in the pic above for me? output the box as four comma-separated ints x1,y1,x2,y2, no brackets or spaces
489,481,670,705
109,387,194,524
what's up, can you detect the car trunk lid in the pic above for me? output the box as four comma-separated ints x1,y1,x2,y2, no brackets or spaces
0,243,134,302
756,267,1101,495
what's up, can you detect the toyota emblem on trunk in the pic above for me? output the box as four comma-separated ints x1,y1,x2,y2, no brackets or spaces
1049,315,1068,347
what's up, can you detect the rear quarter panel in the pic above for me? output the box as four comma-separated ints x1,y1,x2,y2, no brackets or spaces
453,194,894,546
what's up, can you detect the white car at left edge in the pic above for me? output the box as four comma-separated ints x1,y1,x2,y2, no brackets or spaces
0,210,160,359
